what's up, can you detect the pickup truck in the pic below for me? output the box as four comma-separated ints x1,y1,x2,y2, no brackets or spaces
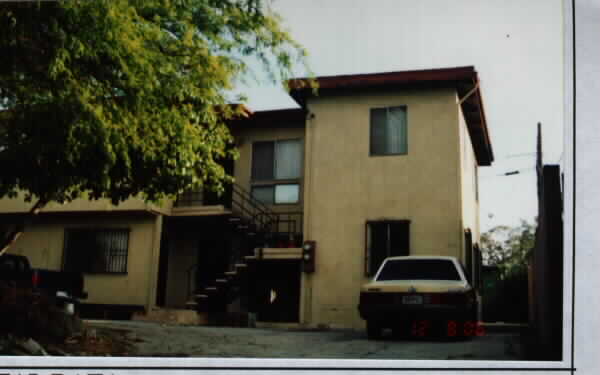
0,254,87,314
358,256,480,339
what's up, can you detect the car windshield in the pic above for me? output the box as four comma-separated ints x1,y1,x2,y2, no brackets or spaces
376,259,462,281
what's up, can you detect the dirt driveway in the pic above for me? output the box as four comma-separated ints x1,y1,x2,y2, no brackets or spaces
84,320,524,360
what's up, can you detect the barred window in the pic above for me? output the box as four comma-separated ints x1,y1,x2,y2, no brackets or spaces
63,229,129,274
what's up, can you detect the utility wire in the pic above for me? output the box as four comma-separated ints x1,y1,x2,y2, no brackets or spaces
480,167,536,179
504,152,536,159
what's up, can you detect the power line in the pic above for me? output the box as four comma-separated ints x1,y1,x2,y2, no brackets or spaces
504,152,536,159
480,167,536,179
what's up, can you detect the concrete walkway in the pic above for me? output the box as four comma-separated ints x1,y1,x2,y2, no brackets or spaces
85,320,525,360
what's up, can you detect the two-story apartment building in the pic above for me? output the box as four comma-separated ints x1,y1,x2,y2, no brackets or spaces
0,66,493,329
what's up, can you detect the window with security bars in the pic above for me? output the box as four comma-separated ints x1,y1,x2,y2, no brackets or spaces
370,106,408,156
63,229,130,274
365,220,410,276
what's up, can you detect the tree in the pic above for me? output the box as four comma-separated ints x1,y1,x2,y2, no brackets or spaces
0,0,312,255
480,219,536,278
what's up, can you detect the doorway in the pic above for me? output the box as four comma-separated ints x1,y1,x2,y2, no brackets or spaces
252,260,301,322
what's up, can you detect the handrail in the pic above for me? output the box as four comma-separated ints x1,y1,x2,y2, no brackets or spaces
177,182,303,248
185,194,305,307
230,183,278,232
174,190,204,207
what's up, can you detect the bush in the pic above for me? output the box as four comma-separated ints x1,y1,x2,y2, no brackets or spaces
0,281,82,341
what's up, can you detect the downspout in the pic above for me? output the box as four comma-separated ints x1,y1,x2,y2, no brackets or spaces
458,80,480,105
457,93,467,266
301,109,316,326
146,213,164,312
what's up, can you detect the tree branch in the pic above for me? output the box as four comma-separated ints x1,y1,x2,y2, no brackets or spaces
0,198,46,257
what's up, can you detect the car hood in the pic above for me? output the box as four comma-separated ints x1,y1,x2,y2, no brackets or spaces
360,279,470,293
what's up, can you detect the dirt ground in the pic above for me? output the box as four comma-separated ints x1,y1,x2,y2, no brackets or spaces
81,320,525,360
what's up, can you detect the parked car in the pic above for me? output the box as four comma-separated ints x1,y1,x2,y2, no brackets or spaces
358,256,480,339
0,254,87,315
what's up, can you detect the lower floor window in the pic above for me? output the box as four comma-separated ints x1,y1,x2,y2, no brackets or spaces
252,184,300,205
63,228,130,274
365,220,410,276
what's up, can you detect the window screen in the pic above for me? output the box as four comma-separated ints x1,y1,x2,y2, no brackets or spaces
252,141,275,181
275,184,299,204
275,140,302,179
252,140,301,181
252,184,300,205
252,186,274,205
251,139,302,205
370,106,408,155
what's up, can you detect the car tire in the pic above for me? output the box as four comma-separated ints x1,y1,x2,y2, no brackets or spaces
366,320,382,340
457,312,478,341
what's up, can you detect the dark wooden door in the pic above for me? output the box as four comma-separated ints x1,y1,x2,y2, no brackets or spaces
252,260,301,322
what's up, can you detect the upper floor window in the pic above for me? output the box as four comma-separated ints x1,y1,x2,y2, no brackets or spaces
370,106,408,156
251,139,302,204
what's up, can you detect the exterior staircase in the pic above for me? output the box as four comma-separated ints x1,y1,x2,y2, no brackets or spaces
183,183,302,324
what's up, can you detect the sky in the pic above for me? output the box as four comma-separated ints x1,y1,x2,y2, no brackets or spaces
238,0,564,232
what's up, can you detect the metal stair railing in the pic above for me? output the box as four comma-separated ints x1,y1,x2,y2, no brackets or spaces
230,183,278,233
185,183,305,310
174,190,204,207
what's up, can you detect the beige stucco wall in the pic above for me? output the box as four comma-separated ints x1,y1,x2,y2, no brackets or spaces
5,214,161,308
302,88,464,329
458,103,481,243
0,192,172,215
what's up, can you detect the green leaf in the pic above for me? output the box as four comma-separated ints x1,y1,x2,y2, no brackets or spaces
0,0,312,206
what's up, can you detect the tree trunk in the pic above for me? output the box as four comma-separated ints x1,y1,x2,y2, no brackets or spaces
0,199,46,257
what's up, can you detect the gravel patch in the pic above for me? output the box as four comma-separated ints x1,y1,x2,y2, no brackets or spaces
84,320,525,360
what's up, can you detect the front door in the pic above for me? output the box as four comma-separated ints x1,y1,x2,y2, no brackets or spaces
252,260,301,322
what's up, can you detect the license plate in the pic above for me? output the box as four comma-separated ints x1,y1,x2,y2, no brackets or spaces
402,295,423,305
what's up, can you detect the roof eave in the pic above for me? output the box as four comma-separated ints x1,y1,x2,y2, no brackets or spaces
287,66,494,166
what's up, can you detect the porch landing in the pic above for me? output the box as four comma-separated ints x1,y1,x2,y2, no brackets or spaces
170,205,232,217
132,308,208,326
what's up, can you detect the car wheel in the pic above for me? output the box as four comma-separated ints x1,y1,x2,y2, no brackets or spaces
456,313,478,341
392,323,407,339
366,320,382,340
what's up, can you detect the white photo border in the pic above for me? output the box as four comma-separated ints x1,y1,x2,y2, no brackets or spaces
1,0,596,374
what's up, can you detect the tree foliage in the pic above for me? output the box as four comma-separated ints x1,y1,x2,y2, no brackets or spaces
480,219,536,278
0,0,310,207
